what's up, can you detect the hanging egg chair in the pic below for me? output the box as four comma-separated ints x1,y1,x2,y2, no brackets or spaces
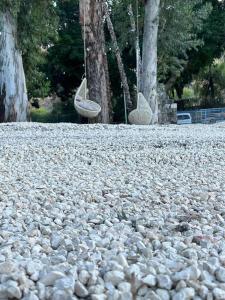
74,78,101,119
74,4,101,120
128,92,153,125
127,2,154,126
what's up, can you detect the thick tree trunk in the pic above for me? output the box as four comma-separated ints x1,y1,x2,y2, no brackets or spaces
79,0,111,123
103,2,132,112
0,11,28,122
141,0,160,124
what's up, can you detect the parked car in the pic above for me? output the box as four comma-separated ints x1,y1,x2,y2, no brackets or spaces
202,117,217,124
177,113,192,125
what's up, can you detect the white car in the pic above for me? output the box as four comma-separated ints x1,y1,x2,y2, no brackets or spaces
177,113,192,125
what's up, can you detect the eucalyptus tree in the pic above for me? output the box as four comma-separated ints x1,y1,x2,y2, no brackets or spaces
0,0,56,122
110,0,211,111
159,0,212,94
141,0,160,124
80,0,111,123
174,0,225,98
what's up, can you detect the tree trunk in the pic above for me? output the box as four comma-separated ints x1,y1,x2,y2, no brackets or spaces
174,83,184,100
79,0,111,123
128,4,142,94
141,0,160,124
103,2,132,112
0,11,28,122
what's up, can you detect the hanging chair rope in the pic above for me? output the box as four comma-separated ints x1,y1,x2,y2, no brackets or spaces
83,3,87,101
136,0,140,94
136,0,139,93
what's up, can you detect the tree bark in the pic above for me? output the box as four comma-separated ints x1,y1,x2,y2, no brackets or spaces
103,2,132,112
141,0,160,124
0,11,28,122
79,0,111,123
128,4,141,94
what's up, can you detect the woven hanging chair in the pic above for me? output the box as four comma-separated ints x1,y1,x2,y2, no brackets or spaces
128,92,153,125
74,78,101,118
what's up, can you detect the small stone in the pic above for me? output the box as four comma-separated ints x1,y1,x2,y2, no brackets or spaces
156,289,170,300
176,223,190,232
118,282,131,292
22,292,39,300
216,267,225,283
142,274,157,287
198,285,209,298
137,285,148,296
120,292,133,300
37,282,45,299
173,288,195,300
137,241,146,251
144,290,161,300
64,239,74,252
201,270,214,282
176,280,187,291
31,271,40,282
136,225,145,233
51,290,73,300
0,261,16,274
91,294,107,300
6,286,22,299
50,232,63,250
54,276,75,291
50,255,67,265
172,266,200,281
157,274,172,290
74,281,88,298
40,271,65,286
213,288,225,300
26,262,41,276
152,240,161,250
106,288,120,300
116,254,128,268
104,271,125,286
182,249,198,259
88,285,104,295
79,270,90,285
206,292,214,300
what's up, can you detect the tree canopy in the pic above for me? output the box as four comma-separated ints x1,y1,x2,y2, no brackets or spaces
1,0,225,123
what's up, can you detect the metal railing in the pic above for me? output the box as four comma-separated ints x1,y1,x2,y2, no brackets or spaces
178,107,225,124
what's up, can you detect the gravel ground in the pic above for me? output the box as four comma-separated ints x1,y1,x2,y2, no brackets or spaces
0,122,225,300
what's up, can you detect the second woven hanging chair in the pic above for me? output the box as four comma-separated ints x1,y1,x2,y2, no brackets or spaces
128,92,153,125
127,1,153,126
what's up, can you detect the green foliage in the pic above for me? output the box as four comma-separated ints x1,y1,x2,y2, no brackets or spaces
26,69,51,99
4,0,224,121
175,0,225,97
193,59,225,106
45,0,83,100
0,0,58,98
182,87,196,99
30,107,51,122
109,0,211,74
31,99,78,123
0,0,21,16
158,0,212,81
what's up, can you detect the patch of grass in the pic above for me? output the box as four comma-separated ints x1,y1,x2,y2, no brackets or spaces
30,107,52,123
30,100,79,123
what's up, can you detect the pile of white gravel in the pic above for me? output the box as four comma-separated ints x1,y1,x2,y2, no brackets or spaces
0,122,225,300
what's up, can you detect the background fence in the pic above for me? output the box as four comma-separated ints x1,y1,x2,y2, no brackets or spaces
178,107,225,124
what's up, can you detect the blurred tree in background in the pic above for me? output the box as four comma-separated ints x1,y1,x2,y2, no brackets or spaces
6,0,225,122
